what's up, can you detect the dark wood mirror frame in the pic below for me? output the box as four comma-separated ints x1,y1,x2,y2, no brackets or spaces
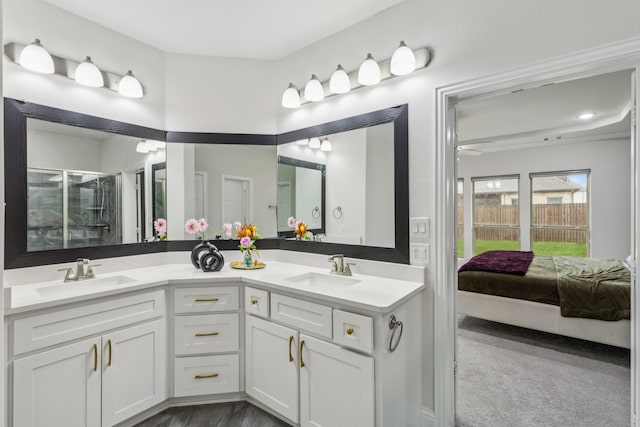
4,98,409,268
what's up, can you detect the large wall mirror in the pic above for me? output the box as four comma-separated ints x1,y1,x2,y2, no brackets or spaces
5,99,408,268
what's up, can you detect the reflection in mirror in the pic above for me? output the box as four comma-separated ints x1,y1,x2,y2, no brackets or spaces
152,162,167,224
26,119,166,250
166,143,277,240
276,122,395,247
276,156,325,235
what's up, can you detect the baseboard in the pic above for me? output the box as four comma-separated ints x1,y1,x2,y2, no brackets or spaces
422,407,436,427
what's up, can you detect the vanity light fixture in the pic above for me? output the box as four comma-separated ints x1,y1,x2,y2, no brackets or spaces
6,40,146,98
390,41,416,76
18,39,54,74
320,138,333,152
280,42,430,108
119,70,144,98
136,140,150,153
149,140,166,150
329,65,351,94
304,74,325,102
308,137,321,149
295,139,309,145
74,56,104,87
358,53,381,86
282,83,301,108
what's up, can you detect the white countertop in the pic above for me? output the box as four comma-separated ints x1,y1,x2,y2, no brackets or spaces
5,260,424,315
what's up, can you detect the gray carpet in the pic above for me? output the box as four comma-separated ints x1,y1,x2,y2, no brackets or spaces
456,316,630,427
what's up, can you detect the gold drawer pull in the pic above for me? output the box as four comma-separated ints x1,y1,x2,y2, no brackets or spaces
346,328,354,335
194,373,219,379
92,343,98,372
195,298,219,303
195,331,220,337
289,335,294,362
300,340,306,368
107,339,112,367
251,298,258,305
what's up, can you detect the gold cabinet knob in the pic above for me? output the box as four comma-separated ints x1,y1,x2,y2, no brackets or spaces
251,298,258,305
346,327,354,335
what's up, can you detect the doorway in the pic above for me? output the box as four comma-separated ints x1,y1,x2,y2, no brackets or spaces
434,40,640,426
222,175,252,225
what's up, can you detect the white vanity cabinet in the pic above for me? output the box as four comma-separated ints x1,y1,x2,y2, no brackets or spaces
172,285,241,397
10,290,167,427
245,289,419,427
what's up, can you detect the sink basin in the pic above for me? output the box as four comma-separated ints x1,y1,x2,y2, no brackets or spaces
36,275,136,297
285,272,361,287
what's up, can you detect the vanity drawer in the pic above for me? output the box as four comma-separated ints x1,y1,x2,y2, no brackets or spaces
270,293,332,338
13,290,165,356
333,309,373,353
245,286,269,318
174,313,239,355
174,354,240,397
174,286,239,313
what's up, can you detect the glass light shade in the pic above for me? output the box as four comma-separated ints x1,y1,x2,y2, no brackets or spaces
19,39,54,74
282,83,301,108
320,138,332,152
358,53,381,86
295,139,309,145
136,141,150,153
119,70,144,98
329,65,351,94
390,41,416,76
75,56,104,87
304,74,324,102
308,137,321,149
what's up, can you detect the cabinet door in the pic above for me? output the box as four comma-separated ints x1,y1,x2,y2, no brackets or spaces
13,336,101,427
299,334,374,427
102,319,167,426
245,315,299,423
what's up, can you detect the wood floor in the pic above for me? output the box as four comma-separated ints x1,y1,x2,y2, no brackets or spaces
133,401,291,427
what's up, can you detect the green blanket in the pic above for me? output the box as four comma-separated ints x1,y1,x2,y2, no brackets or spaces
554,257,630,321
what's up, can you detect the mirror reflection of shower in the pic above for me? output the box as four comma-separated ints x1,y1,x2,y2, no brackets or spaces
27,168,122,251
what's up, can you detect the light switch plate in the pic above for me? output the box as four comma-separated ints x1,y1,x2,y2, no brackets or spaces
410,217,430,238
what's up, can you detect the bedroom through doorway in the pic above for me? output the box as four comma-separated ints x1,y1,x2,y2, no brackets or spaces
453,69,635,426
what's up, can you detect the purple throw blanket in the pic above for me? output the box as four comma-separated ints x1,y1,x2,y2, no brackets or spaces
458,250,534,276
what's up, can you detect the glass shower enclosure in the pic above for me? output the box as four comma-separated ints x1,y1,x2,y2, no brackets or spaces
27,168,122,251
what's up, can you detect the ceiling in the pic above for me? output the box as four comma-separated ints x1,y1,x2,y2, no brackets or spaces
42,0,405,60
456,70,633,155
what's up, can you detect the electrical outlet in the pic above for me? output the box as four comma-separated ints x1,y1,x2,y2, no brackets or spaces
410,243,430,265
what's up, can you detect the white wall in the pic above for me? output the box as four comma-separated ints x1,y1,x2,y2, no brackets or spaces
4,0,166,129
458,139,631,260
27,128,102,171
273,0,640,413
365,123,395,247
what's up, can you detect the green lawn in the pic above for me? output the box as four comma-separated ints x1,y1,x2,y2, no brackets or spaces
457,239,587,258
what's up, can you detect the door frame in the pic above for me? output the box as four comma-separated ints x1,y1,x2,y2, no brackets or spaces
221,174,253,225
435,37,640,426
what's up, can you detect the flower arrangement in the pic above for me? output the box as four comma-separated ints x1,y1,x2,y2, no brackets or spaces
153,218,167,240
288,216,313,240
185,218,209,240
224,221,261,267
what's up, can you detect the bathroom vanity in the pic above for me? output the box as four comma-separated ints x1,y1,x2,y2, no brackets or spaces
4,255,423,427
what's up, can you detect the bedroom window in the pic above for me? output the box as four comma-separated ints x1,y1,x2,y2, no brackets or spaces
457,179,464,258
530,171,589,257
472,175,520,255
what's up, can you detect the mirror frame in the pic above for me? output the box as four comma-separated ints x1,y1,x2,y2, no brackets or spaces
5,99,409,268
276,155,326,237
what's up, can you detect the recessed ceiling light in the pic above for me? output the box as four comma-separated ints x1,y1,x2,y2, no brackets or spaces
578,112,595,120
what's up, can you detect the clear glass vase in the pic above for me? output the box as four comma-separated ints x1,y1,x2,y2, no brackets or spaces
243,250,253,268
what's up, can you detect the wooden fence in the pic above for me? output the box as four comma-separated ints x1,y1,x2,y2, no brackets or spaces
457,203,588,243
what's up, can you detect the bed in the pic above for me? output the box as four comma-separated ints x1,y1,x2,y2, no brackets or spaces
457,250,631,348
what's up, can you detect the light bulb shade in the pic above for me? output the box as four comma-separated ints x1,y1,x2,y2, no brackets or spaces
329,65,351,94
308,137,321,149
75,56,104,87
282,83,301,108
304,74,324,102
136,141,150,153
358,53,381,86
119,70,144,98
320,138,332,152
19,39,54,74
295,139,309,145
390,41,416,76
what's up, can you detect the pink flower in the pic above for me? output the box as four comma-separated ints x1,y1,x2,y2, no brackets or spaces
234,221,242,229
198,218,208,232
240,236,252,248
223,223,232,237
185,218,198,234
154,218,167,234
287,216,296,228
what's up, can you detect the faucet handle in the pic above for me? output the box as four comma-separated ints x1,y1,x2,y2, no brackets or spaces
329,260,338,272
344,263,355,275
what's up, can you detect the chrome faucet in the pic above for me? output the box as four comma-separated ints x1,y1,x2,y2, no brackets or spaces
59,258,99,282
328,254,354,276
